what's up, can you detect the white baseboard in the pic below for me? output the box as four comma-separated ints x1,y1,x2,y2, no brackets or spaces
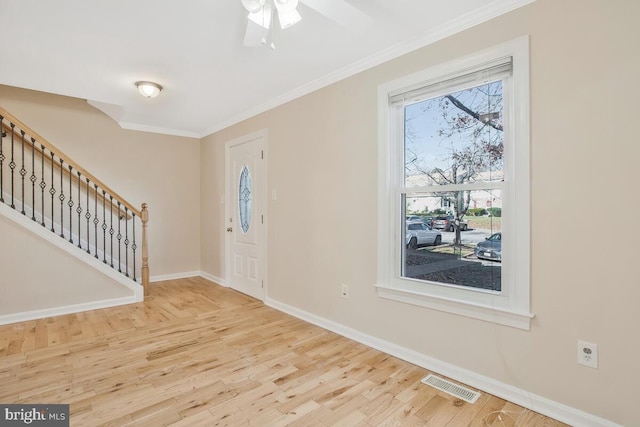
149,271,227,287
199,271,226,287
149,271,202,282
0,296,139,326
265,297,620,427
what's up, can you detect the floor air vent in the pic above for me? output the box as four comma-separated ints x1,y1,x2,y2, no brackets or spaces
421,374,481,404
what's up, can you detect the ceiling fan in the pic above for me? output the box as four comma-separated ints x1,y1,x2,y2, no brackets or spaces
240,0,371,49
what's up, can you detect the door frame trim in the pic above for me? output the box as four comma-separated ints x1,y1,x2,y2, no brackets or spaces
224,129,268,301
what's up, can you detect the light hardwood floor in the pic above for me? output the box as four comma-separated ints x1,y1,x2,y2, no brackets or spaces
0,277,566,426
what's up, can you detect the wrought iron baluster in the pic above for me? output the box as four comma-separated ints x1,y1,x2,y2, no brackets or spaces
93,184,99,258
58,159,64,238
109,196,114,268
124,207,129,277
76,171,82,248
85,178,91,254
67,165,73,243
30,138,36,221
49,152,55,232
9,123,15,208
19,130,26,215
102,190,107,263
117,202,122,272
40,144,45,226
132,213,137,282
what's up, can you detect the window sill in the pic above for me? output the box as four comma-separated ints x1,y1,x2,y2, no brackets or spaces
375,283,534,330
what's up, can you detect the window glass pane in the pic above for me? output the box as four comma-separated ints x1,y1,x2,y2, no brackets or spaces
239,165,252,234
402,190,501,292
404,81,504,188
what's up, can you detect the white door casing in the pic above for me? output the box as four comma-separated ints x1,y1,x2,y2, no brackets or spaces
225,130,266,300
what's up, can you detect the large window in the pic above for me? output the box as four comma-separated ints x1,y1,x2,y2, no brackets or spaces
377,37,532,329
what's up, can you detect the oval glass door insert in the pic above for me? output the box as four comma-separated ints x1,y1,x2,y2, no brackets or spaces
239,165,252,233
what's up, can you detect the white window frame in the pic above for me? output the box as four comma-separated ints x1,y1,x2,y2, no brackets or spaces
376,36,533,330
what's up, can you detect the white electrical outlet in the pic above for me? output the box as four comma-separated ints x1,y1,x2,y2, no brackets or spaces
341,284,349,298
577,341,598,368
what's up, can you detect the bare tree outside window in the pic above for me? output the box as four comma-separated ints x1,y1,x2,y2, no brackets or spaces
405,81,503,240
402,80,504,291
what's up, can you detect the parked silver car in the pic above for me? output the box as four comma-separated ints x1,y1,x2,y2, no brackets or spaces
432,215,467,232
406,215,433,227
406,221,442,249
474,232,502,261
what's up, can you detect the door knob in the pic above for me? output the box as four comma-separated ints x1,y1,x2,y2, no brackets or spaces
226,227,233,232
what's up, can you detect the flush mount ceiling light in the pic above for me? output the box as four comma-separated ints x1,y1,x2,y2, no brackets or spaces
241,0,301,49
135,81,162,98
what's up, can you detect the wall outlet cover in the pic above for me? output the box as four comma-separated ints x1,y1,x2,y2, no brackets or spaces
577,340,598,369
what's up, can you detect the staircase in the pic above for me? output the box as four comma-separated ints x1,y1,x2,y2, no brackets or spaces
0,107,149,324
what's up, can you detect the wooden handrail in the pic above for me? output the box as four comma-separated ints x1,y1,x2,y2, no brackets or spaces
1,120,133,220
0,107,141,217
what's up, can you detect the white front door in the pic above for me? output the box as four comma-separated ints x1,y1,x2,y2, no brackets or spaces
225,131,266,300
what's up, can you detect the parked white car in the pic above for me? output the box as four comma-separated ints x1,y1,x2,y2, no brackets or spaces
406,221,442,249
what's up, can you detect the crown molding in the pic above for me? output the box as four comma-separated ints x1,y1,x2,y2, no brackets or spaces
118,121,201,139
203,0,537,136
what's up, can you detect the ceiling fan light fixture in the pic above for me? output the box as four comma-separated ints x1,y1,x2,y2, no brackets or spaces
242,0,301,47
241,0,266,13
247,2,272,29
135,81,162,98
277,8,301,29
274,0,298,12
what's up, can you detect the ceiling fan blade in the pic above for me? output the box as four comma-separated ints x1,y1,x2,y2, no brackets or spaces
244,20,268,47
276,8,302,29
300,0,372,32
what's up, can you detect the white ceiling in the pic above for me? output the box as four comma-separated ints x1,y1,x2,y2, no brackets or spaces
0,0,533,138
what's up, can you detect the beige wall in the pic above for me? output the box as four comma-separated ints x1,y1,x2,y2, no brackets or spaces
200,1,640,424
200,133,225,278
0,212,134,315
0,85,202,277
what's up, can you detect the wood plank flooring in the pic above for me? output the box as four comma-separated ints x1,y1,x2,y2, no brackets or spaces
0,277,566,426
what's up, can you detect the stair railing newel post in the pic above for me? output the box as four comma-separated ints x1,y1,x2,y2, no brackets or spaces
141,203,149,296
